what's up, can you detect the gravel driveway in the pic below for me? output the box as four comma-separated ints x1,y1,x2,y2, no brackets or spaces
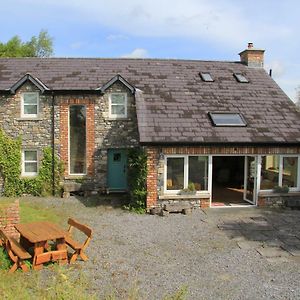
24,197,300,300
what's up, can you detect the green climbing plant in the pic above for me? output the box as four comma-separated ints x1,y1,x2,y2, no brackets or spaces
0,129,63,196
0,129,22,196
127,148,147,213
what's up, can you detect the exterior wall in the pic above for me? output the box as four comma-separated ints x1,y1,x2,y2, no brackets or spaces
258,193,300,208
0,200,20,238
146,145,300,208
94,82,139,189
146,147,159,208
0,80,139,194
0,82,52,156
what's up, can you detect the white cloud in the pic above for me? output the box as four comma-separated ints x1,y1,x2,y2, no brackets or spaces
121,48,149,58
29,0,294,50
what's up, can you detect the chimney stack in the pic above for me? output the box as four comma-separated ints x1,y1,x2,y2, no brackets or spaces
239,42,265,68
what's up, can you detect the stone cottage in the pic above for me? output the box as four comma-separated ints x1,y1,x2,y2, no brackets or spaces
0,43,300,208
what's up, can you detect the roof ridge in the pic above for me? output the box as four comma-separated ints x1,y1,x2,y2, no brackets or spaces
0,56,242,64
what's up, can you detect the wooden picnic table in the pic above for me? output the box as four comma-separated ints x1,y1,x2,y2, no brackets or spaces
15,221,68,270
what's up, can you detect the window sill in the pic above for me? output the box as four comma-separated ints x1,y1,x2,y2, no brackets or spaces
21,174,38,178
258,191,300,197
159,193,210,200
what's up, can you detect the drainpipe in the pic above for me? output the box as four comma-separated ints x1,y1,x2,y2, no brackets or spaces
51,92,55,196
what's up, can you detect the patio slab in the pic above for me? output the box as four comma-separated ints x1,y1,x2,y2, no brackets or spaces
256,246,291,258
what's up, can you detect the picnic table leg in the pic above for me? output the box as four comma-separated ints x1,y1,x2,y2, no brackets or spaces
33,241,46,270
56,238,68,265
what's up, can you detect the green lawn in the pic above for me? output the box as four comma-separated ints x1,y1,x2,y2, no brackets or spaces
0,198,96,300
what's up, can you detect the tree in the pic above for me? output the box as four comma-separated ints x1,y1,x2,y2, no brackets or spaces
0,30,53,57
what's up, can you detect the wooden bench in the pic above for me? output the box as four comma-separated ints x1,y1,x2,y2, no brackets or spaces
35,249,68,265
0,230,31,273
66,218,92,263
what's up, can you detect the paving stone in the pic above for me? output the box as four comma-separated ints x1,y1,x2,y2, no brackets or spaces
281,245,300,257
217,224,241,230
256,247,291,258
237,241,263,249
240,230,271,241
278,236,300,247
262,239,284,248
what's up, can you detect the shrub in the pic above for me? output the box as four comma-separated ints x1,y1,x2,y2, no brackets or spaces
127,148,147,213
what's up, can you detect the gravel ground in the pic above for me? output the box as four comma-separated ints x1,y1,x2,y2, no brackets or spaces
22,197,300,300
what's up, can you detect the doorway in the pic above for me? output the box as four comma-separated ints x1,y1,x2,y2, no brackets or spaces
212,156,255,206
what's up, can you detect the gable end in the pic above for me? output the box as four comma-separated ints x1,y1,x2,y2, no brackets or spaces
9,73,49,94
98,74,135,94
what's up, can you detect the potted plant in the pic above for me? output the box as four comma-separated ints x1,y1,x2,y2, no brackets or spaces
273,185,289,193
179,182,197,195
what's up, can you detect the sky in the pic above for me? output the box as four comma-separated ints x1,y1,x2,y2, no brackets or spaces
0,0,299,101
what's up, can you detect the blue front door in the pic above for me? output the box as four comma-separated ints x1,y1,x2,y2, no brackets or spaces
108,149,128,190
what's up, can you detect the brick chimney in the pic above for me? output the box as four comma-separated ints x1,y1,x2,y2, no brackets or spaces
239,42,265,68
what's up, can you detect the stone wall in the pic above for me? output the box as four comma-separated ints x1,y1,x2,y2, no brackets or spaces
0,82,52,152
0,200,20,238
258,193,300,208
0,79,140,195
94,81,140,189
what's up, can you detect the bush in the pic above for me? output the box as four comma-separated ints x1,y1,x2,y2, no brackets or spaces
127,148,147,213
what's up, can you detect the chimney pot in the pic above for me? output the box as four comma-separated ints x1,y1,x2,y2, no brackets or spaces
248,42,253,49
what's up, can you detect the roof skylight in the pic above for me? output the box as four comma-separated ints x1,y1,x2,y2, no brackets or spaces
233,73,249,83
208,112,247,127
200,72,214,82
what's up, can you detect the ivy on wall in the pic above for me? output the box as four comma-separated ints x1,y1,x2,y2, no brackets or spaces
0,129,22,196
127,148,147,213
0,129,63,197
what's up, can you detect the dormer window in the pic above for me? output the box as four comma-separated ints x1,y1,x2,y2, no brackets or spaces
109,93,127,119
21,92,39,118
200,72,214,82
208,112,247,127
233,73,249,83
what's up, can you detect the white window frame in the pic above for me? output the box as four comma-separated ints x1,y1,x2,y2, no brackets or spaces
259,155,300,192
22,149,38,177
109,93,127,119
21,92,39,118
164,155,209,194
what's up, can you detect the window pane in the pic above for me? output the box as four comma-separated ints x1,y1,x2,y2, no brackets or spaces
24,93,38,104
188,156,208,190
24,105,37,115
69,105,86,174
260,155,279,189
283,157,298,188
25,162,37,173
209,113,246,126
111,94,125,104
167,158,184,190
25,151,37,161
112,105,125,115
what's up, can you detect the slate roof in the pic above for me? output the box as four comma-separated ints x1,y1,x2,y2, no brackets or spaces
0,57,300,145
